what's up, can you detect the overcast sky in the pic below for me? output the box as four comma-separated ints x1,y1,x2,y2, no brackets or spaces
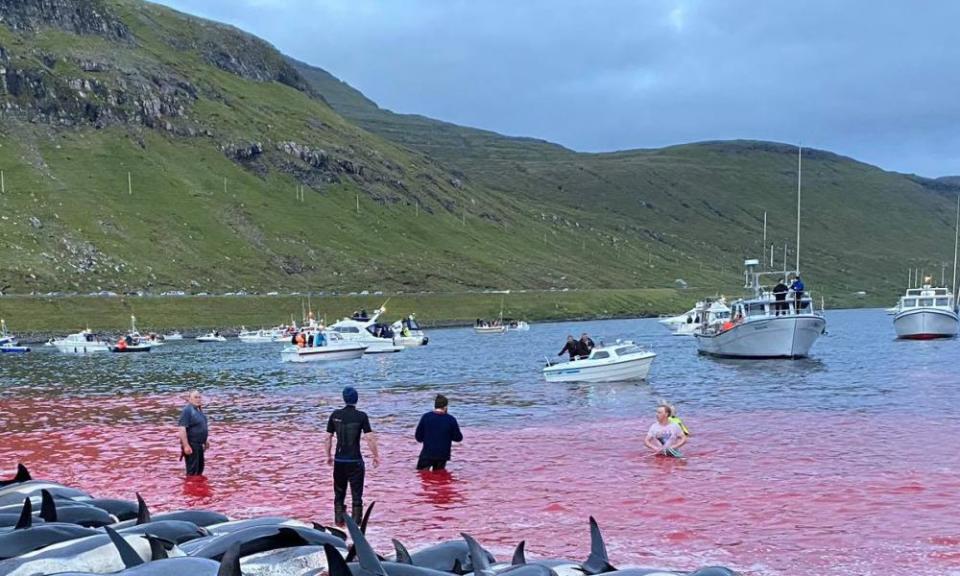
153,0,960,177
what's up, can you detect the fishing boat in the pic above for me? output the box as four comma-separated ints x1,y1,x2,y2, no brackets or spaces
53,329,110,354
474,321,506,334
893,284,958,339
694,146,826,359
660,298,731,336
390,314,429,346
196,331,227,343
543,340,656,383
280,332,367,363
327,307,404,353
109,316,153,353
0,319,30,353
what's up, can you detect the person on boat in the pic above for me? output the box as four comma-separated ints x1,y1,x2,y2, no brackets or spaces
559,335,581,360
116,337,127,351
773,278,789,316
579,333,595,354
295,332,306,348
307,333,315,347
644,404,687,456
414,394,463,471
325,386,379,526
177,389,209,476
790,275,805,313
667,404,691,436
316,331,326,346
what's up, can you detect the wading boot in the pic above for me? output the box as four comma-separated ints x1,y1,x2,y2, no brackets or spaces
351,503,364,525
334,504,346,527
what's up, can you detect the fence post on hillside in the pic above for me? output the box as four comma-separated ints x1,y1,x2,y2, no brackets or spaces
356,193,360,215
127,172,132,195
1,170,5,193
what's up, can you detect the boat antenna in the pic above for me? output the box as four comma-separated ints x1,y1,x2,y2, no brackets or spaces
795,144,802,274
953,194,959,306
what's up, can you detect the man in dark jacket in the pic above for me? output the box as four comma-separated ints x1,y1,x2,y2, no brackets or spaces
773,278,789,316
578,333,595,356
414,394,463,471
559,335,580,360
325,386,379,526
177,390,209,476
790,276,805,313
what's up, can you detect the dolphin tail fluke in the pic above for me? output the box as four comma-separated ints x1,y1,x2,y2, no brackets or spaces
582,516,615,574
39,489,57,523
344,515,387,576
105,525,145,568
217,542,243,576
511,540,526,565
392,538,413,564
14,498,32,530
324,543,352,576
135,492,151,525
460,533,493,576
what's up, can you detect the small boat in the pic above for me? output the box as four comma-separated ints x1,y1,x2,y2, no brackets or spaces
893,285,958,339
328,307,404,353
109,316,152,353
474,322,506,334
884,305,900,315
238,327,281,343
53,329,110,354
543,340,656,383
390,314,429,346
163,331,184,341
659,298,731,336
506,319,530,331
196,331,227,343
281,332,367,363
0,319,31,353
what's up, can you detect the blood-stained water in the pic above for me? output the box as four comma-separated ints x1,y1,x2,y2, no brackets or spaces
2,311,959,575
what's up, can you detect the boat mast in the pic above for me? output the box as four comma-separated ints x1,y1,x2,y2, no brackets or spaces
762,211,767,269
795,145,802,274
953,194,959,304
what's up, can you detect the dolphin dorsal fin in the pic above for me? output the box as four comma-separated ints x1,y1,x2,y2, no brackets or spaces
392,538,413,564
15,463,31,483
324,543,353,576
14,498,32,530
360,501,375,533
143,534,170,560
39,489,57,523
314,522,347,541
582,517,615,574
512,540,526,565
135,492,151,525
345,515,387,576
217,542,243,576
460,533,493,576
105,525,144,568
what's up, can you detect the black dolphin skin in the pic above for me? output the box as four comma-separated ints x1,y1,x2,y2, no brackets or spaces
187,524,347,561
0,467,30,489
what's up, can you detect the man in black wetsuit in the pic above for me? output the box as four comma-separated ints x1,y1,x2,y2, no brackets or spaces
325,386,379,526
558,335,580,360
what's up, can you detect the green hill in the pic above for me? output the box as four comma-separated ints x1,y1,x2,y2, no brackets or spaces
0,0,957,307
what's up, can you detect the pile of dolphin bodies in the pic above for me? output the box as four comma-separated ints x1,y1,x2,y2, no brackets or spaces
0,464,739,576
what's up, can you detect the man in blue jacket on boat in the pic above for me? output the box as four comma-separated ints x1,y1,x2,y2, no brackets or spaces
790,275,805,313
414,394,463,471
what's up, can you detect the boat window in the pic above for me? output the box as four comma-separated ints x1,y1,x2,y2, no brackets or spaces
747,303,767,316
615,346,638,355
907,290,921,296
591,351,610,359
902,298,916,307
336,327,360,333
935,298,949,306
935,289,948,295
918,298,933,306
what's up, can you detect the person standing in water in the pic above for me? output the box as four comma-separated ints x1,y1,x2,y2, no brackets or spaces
644,404,687,457
177,389,209,476
415,394,463,471
326,386,380,526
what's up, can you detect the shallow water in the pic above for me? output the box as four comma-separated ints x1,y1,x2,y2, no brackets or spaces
2,309,959,575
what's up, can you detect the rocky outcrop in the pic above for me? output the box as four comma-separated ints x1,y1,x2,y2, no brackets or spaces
0,0,130,40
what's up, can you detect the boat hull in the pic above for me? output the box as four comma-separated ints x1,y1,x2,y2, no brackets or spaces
695,315,825,359
0,345,30,353
110,345,152,353
281,345,367,363
893,308,959,339
239,335,277,343
543,353,656,383
474,326,506,334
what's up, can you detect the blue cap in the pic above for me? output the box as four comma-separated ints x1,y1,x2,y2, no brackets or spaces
342,386,358,405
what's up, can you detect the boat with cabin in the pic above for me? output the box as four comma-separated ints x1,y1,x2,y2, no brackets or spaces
196,331,227,343
391,314,429,346
327,307,404,354
280,331,367,363
893,284,958,339
238,326,282,343
543,340,656,383
659,298,731,336
109,316,153,353
53,329,110,354
0,319,30,353
506,319,530,331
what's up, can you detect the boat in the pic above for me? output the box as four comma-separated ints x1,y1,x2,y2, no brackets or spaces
163,331,184,341
893,285,959,339
53,329,110,354
659,298,731,335
109,315,153,353
390,314,429,346
473,321,506,334
506,319,530,331
280,332,367,363
543,340,656,383
238,326,282,343
0,319,30,353
196,331,226,343
884,305,900,315
327,307,404,353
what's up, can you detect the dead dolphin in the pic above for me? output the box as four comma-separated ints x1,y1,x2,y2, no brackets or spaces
0,467,30,489
187,525,346,561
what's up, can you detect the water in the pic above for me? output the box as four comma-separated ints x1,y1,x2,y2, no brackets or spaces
2,309,959,575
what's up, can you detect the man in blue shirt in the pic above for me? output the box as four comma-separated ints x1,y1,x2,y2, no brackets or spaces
790,275,805,313
415,394,463,471
325,386,379,526
177,390,209,476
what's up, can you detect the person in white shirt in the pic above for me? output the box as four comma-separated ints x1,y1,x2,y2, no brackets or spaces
644,404,688,456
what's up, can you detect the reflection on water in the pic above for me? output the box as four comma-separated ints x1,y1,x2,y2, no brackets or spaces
2,309,960,575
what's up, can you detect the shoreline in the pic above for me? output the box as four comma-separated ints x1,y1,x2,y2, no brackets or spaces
0,288,886,341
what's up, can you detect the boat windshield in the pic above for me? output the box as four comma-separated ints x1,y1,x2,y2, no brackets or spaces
614,345,642,356
591,350,610,359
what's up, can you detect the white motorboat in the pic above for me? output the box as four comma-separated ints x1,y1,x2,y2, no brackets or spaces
328,308,404,354
196,331,227,343
474,323,506,334
238,326,282,343
280,332,367,363
163,331,184,341
110,315,153,353
391,314,429,346
543,340,656,383
694,260,825,358
0,319,30,353
506,320,530,331
53,329,110,354
659,298,730,335
893,285,958,339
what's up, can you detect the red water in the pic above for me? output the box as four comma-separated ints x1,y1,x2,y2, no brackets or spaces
3,394,960,576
